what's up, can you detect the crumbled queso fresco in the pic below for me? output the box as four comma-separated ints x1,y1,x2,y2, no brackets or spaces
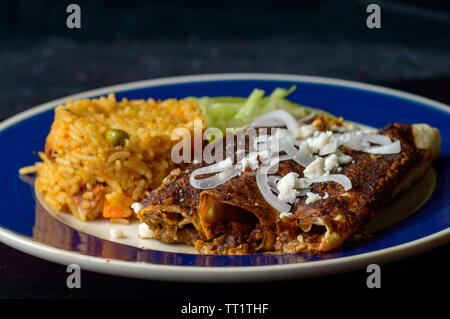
138,223,155,239
239,152,259,172
305,192,322,204
187,110,401,218
131,202,143,214
110,228,124,239
275,128,359,207
276,172,299,204
271,132,348,208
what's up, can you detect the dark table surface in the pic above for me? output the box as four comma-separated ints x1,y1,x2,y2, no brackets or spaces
0,0,449,310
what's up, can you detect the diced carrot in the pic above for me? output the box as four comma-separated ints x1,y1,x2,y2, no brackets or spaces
103,201,129,218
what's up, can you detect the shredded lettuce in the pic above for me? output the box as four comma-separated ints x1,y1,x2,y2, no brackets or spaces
234,88,265,119
188,86,334,133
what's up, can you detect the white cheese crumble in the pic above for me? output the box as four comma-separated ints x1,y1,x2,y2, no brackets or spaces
324,154,340,171
131,202,143,214
239,152,259,171
303,157,325,179
319,141,337,156
299,140,314,154
279,212,293,219
338,153,353,164
306,131,332,153
305,192,322,204
247,152,260,169
297,124,317,138
110,228,124,239
277,172,299,204
138,223,155,239
295,177,311,189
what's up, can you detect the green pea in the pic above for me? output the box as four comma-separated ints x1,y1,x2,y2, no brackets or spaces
105,128,129,146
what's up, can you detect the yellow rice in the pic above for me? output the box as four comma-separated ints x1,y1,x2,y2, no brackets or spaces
27,93,205,220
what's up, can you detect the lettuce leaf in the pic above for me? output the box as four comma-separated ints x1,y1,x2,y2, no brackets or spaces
188,86,334,133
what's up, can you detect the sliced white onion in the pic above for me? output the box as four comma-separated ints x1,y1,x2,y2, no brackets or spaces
256,166,291,213
277,154,291,162
279,136,314,167
251,110,299,138
362,140,401,154
267,175,281,194
190,158,238,189
308,174,352,191
192,158,233,174
190,165,241,189
360,133,392,145
332,132,366,150
298,112,316,123
332,132,398,154
262,153,292,174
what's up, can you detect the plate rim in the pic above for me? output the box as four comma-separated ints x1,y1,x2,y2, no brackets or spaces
1,73,449,131
0,226,448,282
1,73,449,282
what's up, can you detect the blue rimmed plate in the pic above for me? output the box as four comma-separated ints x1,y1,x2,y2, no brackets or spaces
0,74,449,282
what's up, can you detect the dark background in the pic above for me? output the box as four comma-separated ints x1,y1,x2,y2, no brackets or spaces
0,0,449,309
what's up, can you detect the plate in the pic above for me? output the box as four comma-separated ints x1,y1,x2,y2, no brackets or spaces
0,73,449,282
